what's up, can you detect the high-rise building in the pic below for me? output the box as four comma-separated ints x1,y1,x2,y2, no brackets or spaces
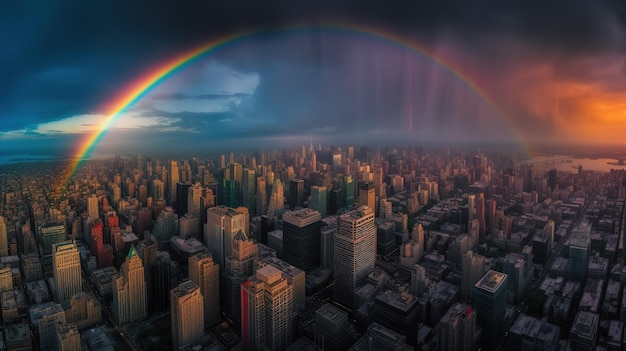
320,217,336,269
0,264,13,292
282,208,322,271
205,206,247,273
267,179,285,227
475,193,486,241
56,323,80,351
36,303,67,349
171,280,204,349
288,179,304,209
189,253,220,326
153,207,178,248
313,303,355,351
112,245,147,324
88,194,99,219
256,176,267,217
333,206,376,309
169,160,179,205
52,240,82,302
0,216,8,257
309,186,327,218
473,270,508,345
176,182,192,216
569,311,599,351
461,250,486,298
224,230,258,322
179,213,199,239
242,168,256,215
435,302,477,351
358,183,376,215
241,265,294,351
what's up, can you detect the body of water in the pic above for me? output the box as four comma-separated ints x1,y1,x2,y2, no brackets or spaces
0,154,57,165
525,155,626,173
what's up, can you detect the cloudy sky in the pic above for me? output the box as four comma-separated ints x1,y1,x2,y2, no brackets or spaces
1,1,625,158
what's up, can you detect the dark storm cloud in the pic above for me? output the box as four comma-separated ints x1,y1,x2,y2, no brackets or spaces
2,0,625,150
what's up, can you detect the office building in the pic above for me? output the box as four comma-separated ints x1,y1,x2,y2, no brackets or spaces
153,207,179,248
256,176,268,217
189,253,220,326
171,280,204,349
283,208,322,271
509,314,560,351
224,230,258,322
289,179,304,209
267,179,285,226
473,270,508,344
310,186,327,218
56,323,80,351
169,160,179,205
314,303,356,351
242,168,257,215
0,264,13,292
0,216,8,257
358,183,376,214
435,303,477,351
112,245,147,324
333,206,376,309
205,206,247,273
241,265,294,351
569,311,599,351
461,250,486,298
52,241,82,303
350,322,413,351
176,182,192,216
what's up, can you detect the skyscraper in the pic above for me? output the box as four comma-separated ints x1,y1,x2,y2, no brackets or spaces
0,216,8,257
282,208,322,271
52,240,82,302
224,230,258,322
461,250,486,298
176,182,192,216
256,176,267,217
189,253,220,326
242,168,256,215
171,280,204,349
169,160,179,205
309,186,327,218
333,206,376,309
112,245,147,324
205,206,247,273
153,207,179,248
88,194,99,219
288,179,304,209
241,265,294,351
358,183,376,215
267,179,285,226
436,302,477,351
473,270,508,344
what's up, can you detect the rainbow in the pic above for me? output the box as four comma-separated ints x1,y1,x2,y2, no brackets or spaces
62,24,528,188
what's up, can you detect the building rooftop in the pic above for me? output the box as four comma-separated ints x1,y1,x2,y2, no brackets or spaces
171,280,199,298
375,290,417,312
475,270,507,293
283,208,321,227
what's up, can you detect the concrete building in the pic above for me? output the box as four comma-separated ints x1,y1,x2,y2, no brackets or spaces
473,270,508,344
569,311,599,351
224,230,258,322
334,206,376,309
508,314,560,351
241,265,294,351
349,322,413,351
0,216,8,257
282,208,322,271
205,206,247,273
314,303,356,351
56,323,81,351
435,302,477,351
112,245,147,324
188,253,220,326
52,241,82,303
171,280,204,350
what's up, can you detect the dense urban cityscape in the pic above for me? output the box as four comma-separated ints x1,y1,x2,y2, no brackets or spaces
0,145,625,350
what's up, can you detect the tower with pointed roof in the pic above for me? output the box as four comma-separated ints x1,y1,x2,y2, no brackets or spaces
224,229,258,322
112,244,147,324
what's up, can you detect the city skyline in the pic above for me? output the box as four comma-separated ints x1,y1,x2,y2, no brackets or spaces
2,2,626,159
